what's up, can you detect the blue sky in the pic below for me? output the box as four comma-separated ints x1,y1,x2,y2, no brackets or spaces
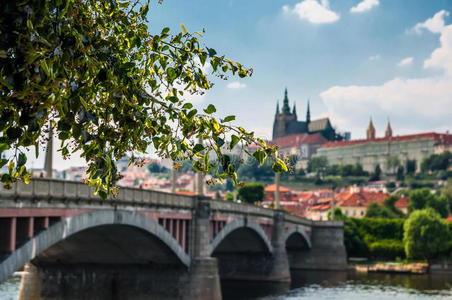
20,0,452,170
148,0,452,141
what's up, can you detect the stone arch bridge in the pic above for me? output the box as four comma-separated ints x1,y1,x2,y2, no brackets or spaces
0,178,346,300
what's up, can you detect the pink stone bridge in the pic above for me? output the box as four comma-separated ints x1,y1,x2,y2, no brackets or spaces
0,178,346,300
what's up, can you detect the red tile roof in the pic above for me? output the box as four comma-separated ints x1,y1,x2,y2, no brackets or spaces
264,184,291,192
321,132,452,149
395,196,409,208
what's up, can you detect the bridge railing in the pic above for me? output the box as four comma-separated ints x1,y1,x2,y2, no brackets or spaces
0,178,195,210
1,178,324,226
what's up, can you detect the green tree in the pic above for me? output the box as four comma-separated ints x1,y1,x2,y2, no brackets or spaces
307,156,328,174
237,157,273,181
147,162,168,173
0,0,286,197
225,191,234,201
408,188,450,218
386,156,400,174
327,207,345,220
441,179,452,212
369,164,381,181
406,159,416,175
365,202,400,219
237,182,264,204
396,165,404,181
403,209,449,259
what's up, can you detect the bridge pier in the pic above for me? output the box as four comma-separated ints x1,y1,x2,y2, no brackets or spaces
185,197,222,300
268,210,291,281
287,221,347,270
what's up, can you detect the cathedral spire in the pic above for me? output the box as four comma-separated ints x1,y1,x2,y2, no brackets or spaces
275,100,280,115
306,99,311,124
367,117,376,140
282,87,291,114
385,118,393,138
292,101,297,116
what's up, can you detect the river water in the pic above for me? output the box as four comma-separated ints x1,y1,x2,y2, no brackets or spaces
1,270,452,299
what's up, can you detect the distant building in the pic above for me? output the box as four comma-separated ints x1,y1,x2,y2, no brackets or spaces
308,186,408,220
316,120,452,173
272,88,340,141
269,132,327,161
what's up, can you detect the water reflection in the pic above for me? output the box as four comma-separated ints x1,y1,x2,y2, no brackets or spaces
0,274,21,300
222,270,452,300
1,270,452,300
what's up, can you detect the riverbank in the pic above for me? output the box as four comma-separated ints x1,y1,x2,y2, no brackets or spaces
352,262,429,274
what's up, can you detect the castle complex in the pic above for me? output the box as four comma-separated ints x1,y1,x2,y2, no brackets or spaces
272,88,339,141
316,119,452,173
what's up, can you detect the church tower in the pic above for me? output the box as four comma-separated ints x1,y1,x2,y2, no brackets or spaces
367,118,376,140
272,88,337,141
385,119,393,138
281,88,291,114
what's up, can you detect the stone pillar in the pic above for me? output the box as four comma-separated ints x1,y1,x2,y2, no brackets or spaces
18,263,43,300
269,211,290,281
275,173,281,209
288,221,347,271
185,197,221,300
171,162,177,193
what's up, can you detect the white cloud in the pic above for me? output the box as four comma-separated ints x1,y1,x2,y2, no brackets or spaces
283,0,340,24
368,54,381,61
320,14,452,138
397,57,413,66
412,10,450,34
227,81,247,89
424,24,452,76
350,0,379,13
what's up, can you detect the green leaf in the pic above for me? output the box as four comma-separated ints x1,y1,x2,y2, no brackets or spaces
222,115,235,123
6,127,23,140
216,138,225,148
18,153,27,167
204,104,216,114
207,48,217,57
230,135,240,149
168,96,179,103
182,103,193,109
193,143,204,153
272,158,288,173
253,149,267,166
0,143,10,153
0,159,8,169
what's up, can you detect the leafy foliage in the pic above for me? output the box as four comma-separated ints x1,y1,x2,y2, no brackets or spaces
237,182,264,204
403,209,449,260
0,0,284,197
405,159,416,175
368,239,405,260
147,162,168,173
421,151,452,173
408,188,450,218
237,157,274,181
369,164,381,181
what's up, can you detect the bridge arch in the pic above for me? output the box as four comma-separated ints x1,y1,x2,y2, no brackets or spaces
210,219,273,255
0,209,190,283
285,226,312,249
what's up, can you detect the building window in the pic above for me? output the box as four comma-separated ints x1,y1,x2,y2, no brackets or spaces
361,210,364,216
353,210,356,216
